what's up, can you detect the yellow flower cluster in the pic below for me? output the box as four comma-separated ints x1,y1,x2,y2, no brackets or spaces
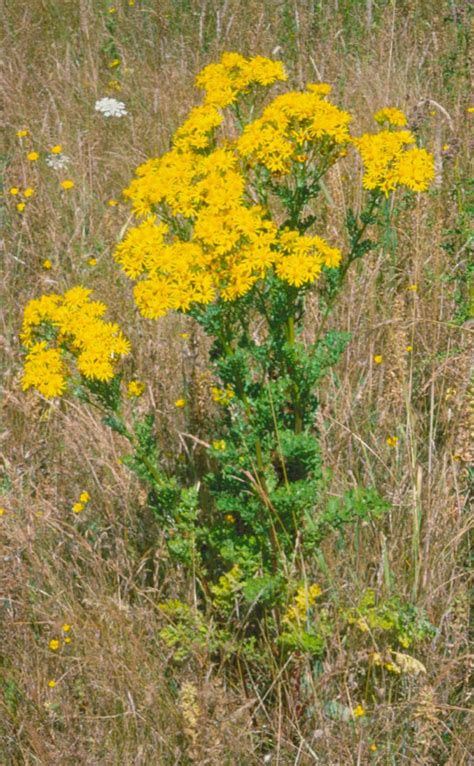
21,287,130,398
238,84,352,174
275,230,341,287
354,129,434,194
374,107,407,127
284,583,321,624
195,51,287,108
115,54,344,319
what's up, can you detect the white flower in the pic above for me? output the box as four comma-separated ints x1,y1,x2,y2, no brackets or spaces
95,97,127,117
45,153,70,170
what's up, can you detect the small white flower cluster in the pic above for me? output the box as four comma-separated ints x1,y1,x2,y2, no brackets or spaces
95,97,127,117
45,153,70,170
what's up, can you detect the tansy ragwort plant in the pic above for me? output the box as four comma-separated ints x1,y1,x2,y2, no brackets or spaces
20,53,434,649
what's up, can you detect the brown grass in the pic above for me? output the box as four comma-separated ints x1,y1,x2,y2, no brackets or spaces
1,1,473,763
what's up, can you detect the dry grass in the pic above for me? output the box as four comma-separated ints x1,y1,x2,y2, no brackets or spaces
1,1,473,763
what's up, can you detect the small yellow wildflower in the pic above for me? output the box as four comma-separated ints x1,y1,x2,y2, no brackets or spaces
108,199,118,207
24,187,34,198
62,623,71,633
374,354,383,364
42,259,52,270
370,744,377,752
64,636,72,644
51,145,62,154
16,129,29,137
61,179,74,190
72,502,84,514
180,332,189,339
17,202,26,212
0,507,6,516
27,151,39,161
108,79,122,91
9,187,19,195
212,439,226,450
48,680,57,688
128,0,135,5
429,110,436,116
108,6,116,12
49,639,60,651
108,58,121,68
175,398,186,408
88,257,97,266
79,491,90,504
353,704,365,718
442,144,449,151
386,435,398,448
127,380,145,398
407,284,418,291
225,514,235,523
406,345,413,353
467,107,474,113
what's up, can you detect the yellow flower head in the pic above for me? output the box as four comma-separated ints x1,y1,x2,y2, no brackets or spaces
42,259,52,270
88,257,97,266
48,680,57,688
9,187,19,195
17,202,26,212
27,151,39,161
51,145,62,154
49,639,60,651
24,187,34,198
72,502,84,514
79,491,90,503
62,623,71,633
175,398,186,408
386,435,398,448
108,58,121,68
108,199,119,207
16,129,29,137
373,354,383,364
127,380,145,398
61,179,74,190
353,704,365,718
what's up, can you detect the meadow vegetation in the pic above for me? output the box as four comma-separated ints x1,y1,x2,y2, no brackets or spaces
1,1,473,763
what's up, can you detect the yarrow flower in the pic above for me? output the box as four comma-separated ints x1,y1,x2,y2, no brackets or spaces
46,153,70,170
20,287,131,398
95,97,127,117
